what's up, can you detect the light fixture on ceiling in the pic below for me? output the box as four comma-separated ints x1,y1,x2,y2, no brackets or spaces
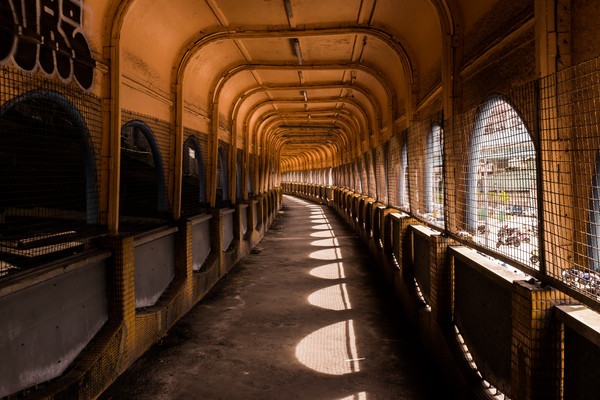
280,125,341,130
282,134,332,138
293,38,303,65
284,0,294,19
302,90,308,102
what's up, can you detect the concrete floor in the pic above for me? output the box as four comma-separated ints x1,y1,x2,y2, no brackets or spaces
100,195,454,399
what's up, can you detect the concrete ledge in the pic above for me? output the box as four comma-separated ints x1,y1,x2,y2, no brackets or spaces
556,304,600,348
0,249,111,298
134,226,178,246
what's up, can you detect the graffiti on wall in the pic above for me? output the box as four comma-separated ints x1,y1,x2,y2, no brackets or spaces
0,0,95,90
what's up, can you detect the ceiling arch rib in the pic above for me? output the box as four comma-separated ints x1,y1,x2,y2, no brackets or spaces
250,99,372,156
230,82,382,136
248,102,364,154
209,63,394,122
263,113,358,159
249,100,368,148
257,114,349,164
246,98,374,162
232,87,371,160
252,109,359,162
173,25,416,103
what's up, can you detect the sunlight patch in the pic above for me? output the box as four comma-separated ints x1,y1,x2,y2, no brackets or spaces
308,283,352,310
310,230,335,238
309,263,346,280
295,320,361,375
310,247,342,260
312,224,333,230
310,238,339,247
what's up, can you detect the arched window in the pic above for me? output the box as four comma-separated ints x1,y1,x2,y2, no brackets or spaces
399,143,409,210
588,159,600,271
119,120,166,225
0,90,98,273
248,156,254,194
236,151,243,200
181,136,206,217
425,123,444,226
216,146,229,206
466,96,537,266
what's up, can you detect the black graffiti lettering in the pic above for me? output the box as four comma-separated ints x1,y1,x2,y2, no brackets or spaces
2,0,94,89
60,0,94,88
0,0,17,62
71,31,94,89
40,0,72,79
12,0,38,71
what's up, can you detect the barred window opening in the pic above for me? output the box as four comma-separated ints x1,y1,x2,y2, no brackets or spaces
181,136,207,217
424,123,444,227
466,97,538,268
216,146,229,207
119,120,167,229
0,90,101,275
236,150,243,200
399,143,409,211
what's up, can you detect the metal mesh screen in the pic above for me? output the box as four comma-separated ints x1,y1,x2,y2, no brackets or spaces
446,89,539,271
387,134,401,207
216,141,230,207
407,120,427,220
118,119,168,231
0,65,104,277
237,149,243,200
363,151,375,197
181,133,208,218
376,144,388,203
541,58,600,301
248,154,254,195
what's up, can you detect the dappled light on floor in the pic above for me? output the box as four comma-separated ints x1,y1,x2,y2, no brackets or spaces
297,200,363,377
295,320,361,375
310,230,336,238
309,262,346,280
312,223,334,230
310,238,340,247
310,247,343,260
308,283,352,311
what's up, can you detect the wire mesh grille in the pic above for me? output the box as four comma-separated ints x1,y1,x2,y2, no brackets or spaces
181,133,208,218
237,149,243,200
216,141,230,207
540,58,600,300
0,65,104,277
446,91,539,270
375,144,388,203
407,120,427,221
249,154,254,195
118,119,169,231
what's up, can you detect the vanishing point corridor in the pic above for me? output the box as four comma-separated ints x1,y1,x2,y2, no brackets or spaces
100,196,449,399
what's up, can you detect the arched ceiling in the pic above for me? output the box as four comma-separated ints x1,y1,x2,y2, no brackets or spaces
113,0,450,169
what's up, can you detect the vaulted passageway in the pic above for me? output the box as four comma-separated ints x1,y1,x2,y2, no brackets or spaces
6,1,600,398
100,195,450,400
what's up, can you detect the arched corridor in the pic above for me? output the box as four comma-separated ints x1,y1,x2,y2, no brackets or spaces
3,1,600,399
